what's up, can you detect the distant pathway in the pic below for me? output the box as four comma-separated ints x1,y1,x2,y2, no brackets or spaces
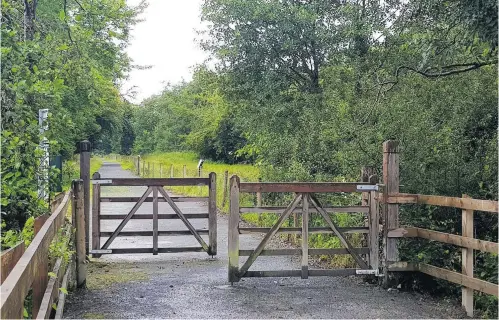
63,162,463,319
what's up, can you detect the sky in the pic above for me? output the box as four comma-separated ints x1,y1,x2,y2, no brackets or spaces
123,0,208,104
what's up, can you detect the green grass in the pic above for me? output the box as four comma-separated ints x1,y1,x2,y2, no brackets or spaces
119,152,260,212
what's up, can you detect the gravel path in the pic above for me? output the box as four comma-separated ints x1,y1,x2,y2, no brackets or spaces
63,162,464,319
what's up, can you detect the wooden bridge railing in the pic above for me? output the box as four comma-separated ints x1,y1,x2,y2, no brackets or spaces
0,180,87,319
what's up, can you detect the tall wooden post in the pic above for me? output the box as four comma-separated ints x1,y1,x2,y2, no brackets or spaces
79,140,91,254
32,215,49,316
91,172,101,258
368,174,379,275
382,140,399,287
461,194,474,317
222,170,229,207
361,166,375,263
73,179,87,288
228,175,240,283
208,172,217,256
301,194,309,279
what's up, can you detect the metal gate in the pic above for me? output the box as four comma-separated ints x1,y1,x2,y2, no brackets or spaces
228,176,380,282
90,173,217,257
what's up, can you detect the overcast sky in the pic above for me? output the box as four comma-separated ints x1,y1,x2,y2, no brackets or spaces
123,0,208,103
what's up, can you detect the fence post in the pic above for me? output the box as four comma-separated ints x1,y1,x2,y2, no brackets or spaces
361,166,375,264
228,175,240,283
222,170,229,207
73,179,87,288
79,140,91,255
92,172,101,258
208,172,217,256
382,140,399,287
368,174,380,277
462,194,473,317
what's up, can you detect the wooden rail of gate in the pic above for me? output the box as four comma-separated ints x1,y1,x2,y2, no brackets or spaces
228,178,380,283
0,187,85,319
385,193,498,317
90,175,217,256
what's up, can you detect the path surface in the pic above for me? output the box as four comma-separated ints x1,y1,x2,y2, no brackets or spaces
64,162,463,319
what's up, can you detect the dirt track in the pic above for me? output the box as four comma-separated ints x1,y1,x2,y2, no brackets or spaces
63,162,464,319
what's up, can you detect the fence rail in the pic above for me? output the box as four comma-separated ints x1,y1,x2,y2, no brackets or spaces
0,191,74,319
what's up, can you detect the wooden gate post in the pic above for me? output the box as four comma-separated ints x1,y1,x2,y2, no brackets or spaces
382,140,400,287
228,175,240,283
208,172,217,256
79,140,91,254
92,172,101,258
461,194,474,317
72,179,87,288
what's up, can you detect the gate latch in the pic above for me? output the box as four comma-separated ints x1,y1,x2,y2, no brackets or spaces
356,185,379,192
91,179,113,185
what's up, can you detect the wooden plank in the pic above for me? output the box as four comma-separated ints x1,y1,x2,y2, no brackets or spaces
369,189,380,271
93,178,210,186
239,248,370,256
152,187,159,255
100,196,209,203
239,182,374,193
301,193,309,279
0,242,25,285
99,213,209,220
157,188,209,251
461,194,473,317
35,258,65,319
393,227,498,253
387,227,419,238
222,170,229,207
238,227,369,234
240,206,369,214
0,191,70,319
99,230,209,237
92,172,101,258
91,247,205,254
32,214,49,317
243,269,362,278
309,194,369,270
228,175,240,283
238,194,303,278
208,172,217,256
54,265,70,319
385,193,498,213
73,180,86,288
419,263,498,297
101,187,153,250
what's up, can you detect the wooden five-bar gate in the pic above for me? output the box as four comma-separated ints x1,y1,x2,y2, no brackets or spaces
89,173,217,257
228,177,381,282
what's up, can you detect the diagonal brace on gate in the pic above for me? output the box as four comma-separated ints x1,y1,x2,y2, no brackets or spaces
238,193,303,277
308,193,369,269
157,187,209,252
101,186,153,250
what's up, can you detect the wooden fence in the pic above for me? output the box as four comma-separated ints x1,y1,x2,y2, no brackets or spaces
0,180,87,319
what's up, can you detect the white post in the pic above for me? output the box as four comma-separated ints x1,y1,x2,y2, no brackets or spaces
38,109,49,201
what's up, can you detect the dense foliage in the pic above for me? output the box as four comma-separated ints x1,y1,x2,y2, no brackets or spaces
130,0,497,315
1,0,144,234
